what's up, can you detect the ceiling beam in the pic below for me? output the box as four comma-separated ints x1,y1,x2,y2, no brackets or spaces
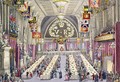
64,2,70,15
49,0,59,15
34,0,47,16
72,0,85,15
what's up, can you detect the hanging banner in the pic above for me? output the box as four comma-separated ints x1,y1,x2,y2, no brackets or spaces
84,6,89,12
13,0,24,5
28,17,37,29
18,2,28,13
9,15,16,22
28,17,37,24
80,19,89,32
80,27,88,33
115,22,120,73
89,0,100,8
9,8,18,38
76,38,80,44
32,32,41,39
83,13,90,20
21,6,30,18
31,27,37,32
81,20,89,25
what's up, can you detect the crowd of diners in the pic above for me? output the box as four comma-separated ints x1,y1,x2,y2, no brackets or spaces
21,54,108,82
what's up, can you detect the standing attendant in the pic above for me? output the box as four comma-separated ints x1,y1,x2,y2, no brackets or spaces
94,74,99,82
37,70,39,77
59,71,62,79
30,72,33,78
26,72,29,78
92,73,95,80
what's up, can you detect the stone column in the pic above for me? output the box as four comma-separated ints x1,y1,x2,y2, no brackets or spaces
38,44,41,51
3,46,11,76
17,44,20,69
32,44,36,61
32,39,36,61
115,0,119,22
23,55,26,66
23,44,27,66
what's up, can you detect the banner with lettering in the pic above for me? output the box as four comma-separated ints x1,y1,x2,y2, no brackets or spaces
89,0,100,8
32,32,41,39
83,13,90,20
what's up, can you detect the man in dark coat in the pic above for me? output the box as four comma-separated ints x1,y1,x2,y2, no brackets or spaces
59,71,62,79
102,71,106,79
4,73,9,81
26,72,29,78
94,74,99,82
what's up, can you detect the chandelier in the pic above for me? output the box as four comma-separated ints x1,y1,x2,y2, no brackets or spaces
53,0,69,8
57,13,64,20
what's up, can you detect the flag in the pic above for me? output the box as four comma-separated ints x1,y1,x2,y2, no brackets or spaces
88,7,93,14
83,13,90,19
17,5,27,13
13,0,24,5
81,20,89,24
32,32,41,39
80,27,88,33
31,28,37,32
80,23,89,33
21,6,30,18
24,1,28,9
81,27,88,32
17,0,24,5
84,6,89,12
83,5,93,14
89,0,100,8
105,0,109,5
81,24,89,28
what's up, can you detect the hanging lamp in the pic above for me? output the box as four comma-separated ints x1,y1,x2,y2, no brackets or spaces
53,0,69,8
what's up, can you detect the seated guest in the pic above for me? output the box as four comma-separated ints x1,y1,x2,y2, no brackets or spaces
30,72,33,78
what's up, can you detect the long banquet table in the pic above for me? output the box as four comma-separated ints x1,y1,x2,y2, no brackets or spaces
80,54,98,76
69,55,79,79
22,55,46,78
40,55,59,80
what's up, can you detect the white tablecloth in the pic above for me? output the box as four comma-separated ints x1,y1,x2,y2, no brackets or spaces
69,55,79,79
80,54,98,75
40,55,59,79
22,55,46,76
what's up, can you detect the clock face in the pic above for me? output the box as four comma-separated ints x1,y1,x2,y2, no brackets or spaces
48,19,75,38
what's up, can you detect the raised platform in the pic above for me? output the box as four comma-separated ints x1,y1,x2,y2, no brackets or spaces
37,50,81,55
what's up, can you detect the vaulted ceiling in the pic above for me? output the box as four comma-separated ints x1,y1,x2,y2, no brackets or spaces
27,0,88,22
